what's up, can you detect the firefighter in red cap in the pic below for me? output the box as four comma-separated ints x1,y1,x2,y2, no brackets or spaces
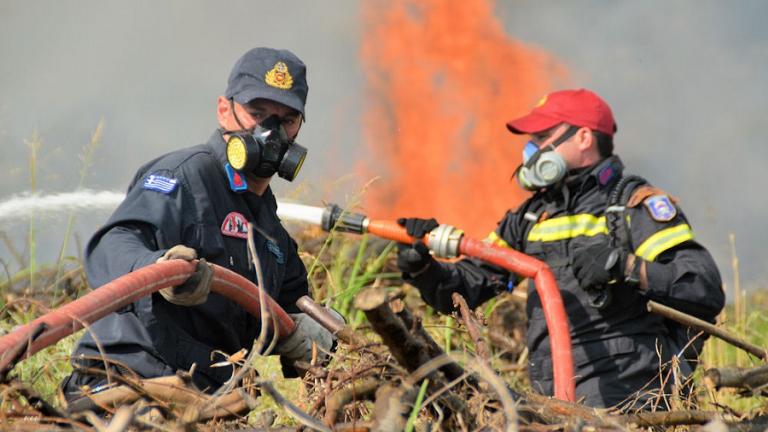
396,88,724,409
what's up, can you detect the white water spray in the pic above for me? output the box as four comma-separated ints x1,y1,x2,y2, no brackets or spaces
0,190,326,227
0,190,126,224
275,202,325,226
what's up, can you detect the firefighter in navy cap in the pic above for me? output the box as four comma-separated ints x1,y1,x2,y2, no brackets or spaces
396,89,724,410
62,47,338,403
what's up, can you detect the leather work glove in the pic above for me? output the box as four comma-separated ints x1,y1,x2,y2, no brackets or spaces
397,217,439,238
274,312,339,367
156,245,213,306
157,244,198,262
570,241,627,289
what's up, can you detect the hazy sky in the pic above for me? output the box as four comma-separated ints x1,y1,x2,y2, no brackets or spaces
1,1,766,293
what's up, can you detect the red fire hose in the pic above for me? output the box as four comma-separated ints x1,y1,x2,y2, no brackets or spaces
0,203,576,402
0,260,294,364
365,219,575,402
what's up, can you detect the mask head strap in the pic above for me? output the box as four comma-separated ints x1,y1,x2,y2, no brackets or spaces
524,125,580,168
229,98,250,132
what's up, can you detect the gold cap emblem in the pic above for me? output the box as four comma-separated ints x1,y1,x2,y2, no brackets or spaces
535,95,548,108
264,61,294,90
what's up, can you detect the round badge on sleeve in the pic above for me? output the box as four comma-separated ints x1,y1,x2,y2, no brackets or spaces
644,195,677,222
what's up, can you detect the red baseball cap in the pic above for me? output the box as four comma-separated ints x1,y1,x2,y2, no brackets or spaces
506,88,617,136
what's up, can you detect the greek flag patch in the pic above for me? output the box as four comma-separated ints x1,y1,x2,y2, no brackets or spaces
143,174,178,194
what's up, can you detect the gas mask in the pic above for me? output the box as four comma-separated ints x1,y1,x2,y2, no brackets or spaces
515,126,579,191
225,115,308,181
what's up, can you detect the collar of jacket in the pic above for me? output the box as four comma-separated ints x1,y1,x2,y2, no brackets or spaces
208,130,232,168
564,155,625,191
538,155,625,206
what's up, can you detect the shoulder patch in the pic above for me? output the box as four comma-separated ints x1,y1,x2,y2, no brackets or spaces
221,212,249,239
628,185,678,208
143,174,178,194
644,195,677,222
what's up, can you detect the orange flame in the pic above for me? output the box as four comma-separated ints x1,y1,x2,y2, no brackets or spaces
359,0,568,238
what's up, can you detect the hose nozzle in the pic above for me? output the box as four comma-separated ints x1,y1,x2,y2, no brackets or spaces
321,204,368,234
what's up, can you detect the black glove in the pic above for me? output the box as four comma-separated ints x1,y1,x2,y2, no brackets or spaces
397,217,439,238
396,241,433,275
570,242,627,289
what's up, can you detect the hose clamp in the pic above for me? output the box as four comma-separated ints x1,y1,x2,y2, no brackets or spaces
427,224,464,258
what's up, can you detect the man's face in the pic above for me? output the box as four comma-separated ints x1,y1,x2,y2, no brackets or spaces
529,123,586,170
220,97,303,140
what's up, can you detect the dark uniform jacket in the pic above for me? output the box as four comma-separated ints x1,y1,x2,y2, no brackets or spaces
407,156,724,409
63,131,309,396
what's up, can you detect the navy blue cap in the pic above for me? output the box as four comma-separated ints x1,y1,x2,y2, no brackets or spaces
225,47,308,114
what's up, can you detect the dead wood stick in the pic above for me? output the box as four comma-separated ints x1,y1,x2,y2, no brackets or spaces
619,410,728,427
522,392,609,426
646,300,768,360
452,293,490,361
520,401,737,430
354,287,432,372
323,376,379,426
355,287,472,427
104,405,135,432
68,366,173,414
83,411,108,431
703,364,768,391
396,306,478,389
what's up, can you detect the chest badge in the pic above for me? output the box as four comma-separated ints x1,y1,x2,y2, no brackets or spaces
225,163,248,193
221,212,249,239
597,165,615,186
645,195,677,222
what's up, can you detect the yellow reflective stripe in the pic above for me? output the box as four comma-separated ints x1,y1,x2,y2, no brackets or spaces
486,231,511,248
634,224,694,261
528,214,608,242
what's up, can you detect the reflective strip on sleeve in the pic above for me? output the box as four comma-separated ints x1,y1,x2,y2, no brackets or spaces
486,231,511,248
634,223,695,261
527,214,608,242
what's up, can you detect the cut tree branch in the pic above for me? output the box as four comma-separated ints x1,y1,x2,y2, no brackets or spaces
647,300,768,360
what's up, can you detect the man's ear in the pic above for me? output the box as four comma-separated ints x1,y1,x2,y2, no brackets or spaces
216,96,231,128
576,127,594,152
